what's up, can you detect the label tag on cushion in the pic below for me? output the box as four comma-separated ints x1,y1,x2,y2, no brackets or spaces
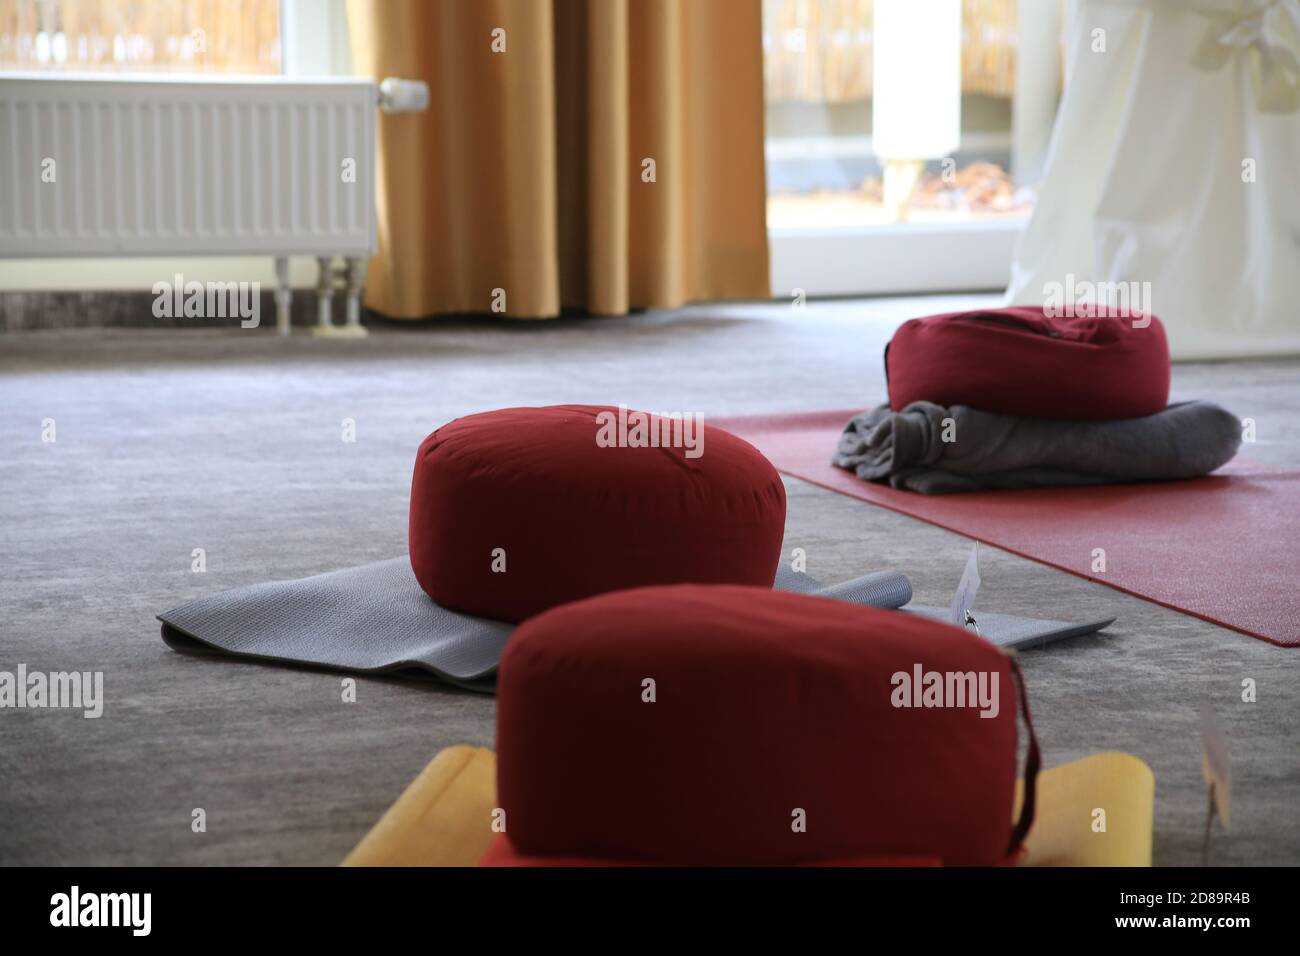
949,543,982,629
1199,704,1232,829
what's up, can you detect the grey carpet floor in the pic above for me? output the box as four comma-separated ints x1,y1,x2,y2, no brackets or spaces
2,295,1298,866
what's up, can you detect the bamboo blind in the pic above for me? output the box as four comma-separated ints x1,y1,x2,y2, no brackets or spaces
0,0,281,72
763,0,1019,102
1,0,1017,94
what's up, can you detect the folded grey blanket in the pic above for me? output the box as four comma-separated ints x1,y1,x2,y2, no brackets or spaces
833,400,1242,494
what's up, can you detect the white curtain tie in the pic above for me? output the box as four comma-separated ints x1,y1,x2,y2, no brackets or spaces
1189,0,1300,112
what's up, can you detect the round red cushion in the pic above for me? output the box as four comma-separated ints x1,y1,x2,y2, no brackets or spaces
408,405,786,622
495,584,1023,866
886,307,1170,419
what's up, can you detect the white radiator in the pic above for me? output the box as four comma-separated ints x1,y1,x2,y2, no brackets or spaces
0,72,426,335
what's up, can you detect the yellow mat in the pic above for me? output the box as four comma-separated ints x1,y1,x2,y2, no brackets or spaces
1014,750,1155,866
343,746,499,868
344,746,1154,867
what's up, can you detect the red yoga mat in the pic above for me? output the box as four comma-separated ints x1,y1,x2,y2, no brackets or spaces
714,410,1299,648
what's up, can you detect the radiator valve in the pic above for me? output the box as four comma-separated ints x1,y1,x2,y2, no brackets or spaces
378,78,429,113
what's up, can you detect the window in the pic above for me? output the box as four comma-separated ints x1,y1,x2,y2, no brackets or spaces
0,0,282,74
762,0,1064,295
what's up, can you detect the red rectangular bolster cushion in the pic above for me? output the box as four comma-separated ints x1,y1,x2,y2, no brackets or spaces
885,307,1170,420
408,405,786,622
495,585,1033,866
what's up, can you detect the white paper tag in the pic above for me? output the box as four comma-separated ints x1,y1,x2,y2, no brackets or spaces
949,543,981,628
1199,704,1232,828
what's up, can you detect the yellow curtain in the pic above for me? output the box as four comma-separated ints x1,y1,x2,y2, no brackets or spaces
347,0,771,319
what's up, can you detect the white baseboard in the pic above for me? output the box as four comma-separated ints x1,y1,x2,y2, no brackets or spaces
769,218,1023,298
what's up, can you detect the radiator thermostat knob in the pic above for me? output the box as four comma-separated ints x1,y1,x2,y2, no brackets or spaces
378,78,430,113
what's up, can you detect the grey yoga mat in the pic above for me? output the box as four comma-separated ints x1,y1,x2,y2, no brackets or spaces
774,566,1115,647
159,560,1112,693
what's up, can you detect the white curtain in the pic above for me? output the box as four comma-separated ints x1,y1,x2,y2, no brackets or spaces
1006,0,1300,359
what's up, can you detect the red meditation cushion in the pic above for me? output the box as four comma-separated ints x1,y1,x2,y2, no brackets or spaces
490,584,1034,866
408,405,786,623
886,307,1170,419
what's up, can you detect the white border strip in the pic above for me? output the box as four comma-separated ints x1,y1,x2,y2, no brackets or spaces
769,219,1023,297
